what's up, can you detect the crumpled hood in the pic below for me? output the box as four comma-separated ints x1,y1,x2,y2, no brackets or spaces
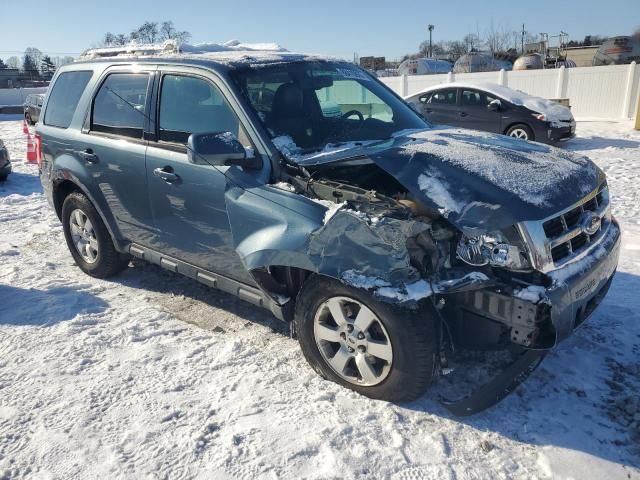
367,128,604,232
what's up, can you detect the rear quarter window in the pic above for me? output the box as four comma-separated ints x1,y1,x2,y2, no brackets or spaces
44,70,93,128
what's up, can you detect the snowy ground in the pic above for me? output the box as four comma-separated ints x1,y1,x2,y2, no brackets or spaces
0,116,639,479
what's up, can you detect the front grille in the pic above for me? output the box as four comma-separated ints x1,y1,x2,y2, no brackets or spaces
542,186,609,266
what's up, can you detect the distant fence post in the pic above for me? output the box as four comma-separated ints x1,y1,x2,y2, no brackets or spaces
622,61,637,119
401,74,408,97
635,90,640,130
498,69,507,86
555,66,567,99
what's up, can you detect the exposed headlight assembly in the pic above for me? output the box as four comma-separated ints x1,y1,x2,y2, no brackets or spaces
456,233,529,269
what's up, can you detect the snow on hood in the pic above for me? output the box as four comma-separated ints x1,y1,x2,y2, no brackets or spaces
407,82,574,125
367,127,603,231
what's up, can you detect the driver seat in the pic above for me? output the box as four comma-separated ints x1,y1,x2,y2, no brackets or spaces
266,83,315,148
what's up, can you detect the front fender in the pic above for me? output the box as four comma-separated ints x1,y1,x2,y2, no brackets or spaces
224,181,429,298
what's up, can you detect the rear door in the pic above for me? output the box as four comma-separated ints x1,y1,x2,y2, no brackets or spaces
145,68,255,283
79,67,156,244
417,88,460,126
458,88,502,133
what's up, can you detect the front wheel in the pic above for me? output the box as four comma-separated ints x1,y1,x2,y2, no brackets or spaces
506,124,534,141
295,276,438,401
61,192,129,278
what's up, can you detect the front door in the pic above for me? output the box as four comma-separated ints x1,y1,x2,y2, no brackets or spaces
145,71,255,284
418,88,460,127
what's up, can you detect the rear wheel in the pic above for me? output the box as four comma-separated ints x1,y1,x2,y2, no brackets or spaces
295,275,438,401
61,192,129,278
25,113,33,126
506,124,534,141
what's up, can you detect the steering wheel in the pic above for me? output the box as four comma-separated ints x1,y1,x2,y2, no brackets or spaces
341,110,365,122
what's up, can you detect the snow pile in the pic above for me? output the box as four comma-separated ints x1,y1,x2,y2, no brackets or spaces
417,171,465,216
513,285,549,303
181,39,287,54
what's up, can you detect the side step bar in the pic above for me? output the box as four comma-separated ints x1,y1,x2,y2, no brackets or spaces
440,349,547,416
128,243,288,322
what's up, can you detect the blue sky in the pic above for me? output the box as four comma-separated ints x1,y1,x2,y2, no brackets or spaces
1,0,639,61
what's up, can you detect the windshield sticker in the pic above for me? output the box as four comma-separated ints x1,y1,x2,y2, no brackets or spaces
335,67,372,82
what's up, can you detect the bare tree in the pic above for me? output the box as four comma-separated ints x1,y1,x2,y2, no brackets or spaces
6,56,20,69
159,21,191,44
130,21,159,44
445,40,468,58
485,21,510,55
464,33,482,52
99,21,190,47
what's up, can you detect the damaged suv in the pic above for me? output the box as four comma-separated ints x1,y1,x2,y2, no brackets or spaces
38,47,620,414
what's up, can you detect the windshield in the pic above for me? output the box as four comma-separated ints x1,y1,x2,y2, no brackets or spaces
230,61,428,155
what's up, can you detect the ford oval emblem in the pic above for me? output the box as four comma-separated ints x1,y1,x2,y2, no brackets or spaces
580,211,601,236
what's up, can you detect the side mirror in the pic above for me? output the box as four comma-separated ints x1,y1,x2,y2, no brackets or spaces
488,99,502,111
187,132,261,169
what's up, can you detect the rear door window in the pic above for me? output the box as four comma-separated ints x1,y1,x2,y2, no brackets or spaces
461,89,495,108
43,70,93,128
91,73,150,138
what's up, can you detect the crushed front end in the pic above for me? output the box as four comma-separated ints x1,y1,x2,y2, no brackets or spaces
446,184,619,352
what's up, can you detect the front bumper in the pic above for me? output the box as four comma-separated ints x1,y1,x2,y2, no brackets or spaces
548,123,576,142
449,218,620,349
545,217,620,343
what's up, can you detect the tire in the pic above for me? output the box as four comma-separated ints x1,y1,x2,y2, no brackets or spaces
295,275,438,402
61,192,129,278
506,123,534,141
25,113,33,126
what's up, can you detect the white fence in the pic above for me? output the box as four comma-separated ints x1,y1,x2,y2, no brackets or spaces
0,87,48,108
380,63,640,121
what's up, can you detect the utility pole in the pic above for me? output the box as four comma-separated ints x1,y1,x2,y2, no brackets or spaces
428,24,435,57
521,24,526,54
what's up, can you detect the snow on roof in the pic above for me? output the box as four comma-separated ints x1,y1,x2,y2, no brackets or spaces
405,82,573,124
78,39,341,67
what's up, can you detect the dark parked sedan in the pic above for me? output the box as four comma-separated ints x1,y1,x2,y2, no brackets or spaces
24,94,44,125
406,82,576,144
0,139,11,181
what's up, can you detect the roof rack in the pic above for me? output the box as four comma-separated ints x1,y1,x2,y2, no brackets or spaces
78,40,180,60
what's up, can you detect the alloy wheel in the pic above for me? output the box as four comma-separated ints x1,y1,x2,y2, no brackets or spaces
69,209,99,263
509,128,529,140
313,296,393,386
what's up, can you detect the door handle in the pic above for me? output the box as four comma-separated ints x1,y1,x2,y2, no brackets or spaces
459,112,468,117
78,148,98,163
153,166,180,184
425,108,433,114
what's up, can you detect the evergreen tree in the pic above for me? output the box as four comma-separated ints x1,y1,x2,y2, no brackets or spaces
41,55,56,79
22,54,40,78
